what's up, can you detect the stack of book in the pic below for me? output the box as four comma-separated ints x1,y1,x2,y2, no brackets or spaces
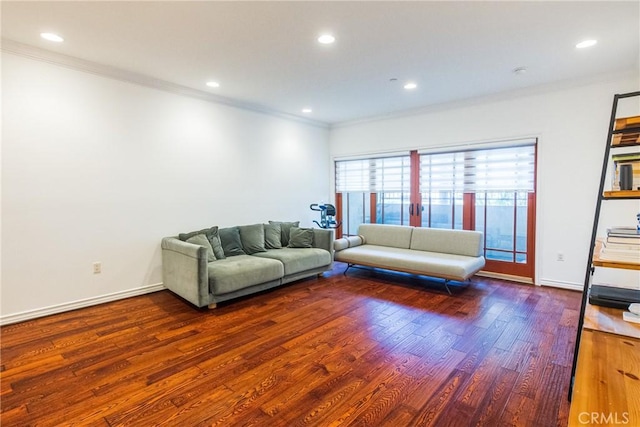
600,226,640,263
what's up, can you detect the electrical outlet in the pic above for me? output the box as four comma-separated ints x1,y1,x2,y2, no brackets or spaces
93,262,102,274
556,253,565,262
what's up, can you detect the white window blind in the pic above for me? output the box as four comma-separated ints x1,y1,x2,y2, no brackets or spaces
420,144,535,193
335,156,410,192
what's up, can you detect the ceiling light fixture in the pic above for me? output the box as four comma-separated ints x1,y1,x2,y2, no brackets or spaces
206,81,220,88
40,32,64,43
302,108,313,113
576,39,597,49
317,34,335,44
404,82,417,90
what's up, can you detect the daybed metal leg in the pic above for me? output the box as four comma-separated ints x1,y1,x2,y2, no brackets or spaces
443,280,453,295
208,303,217,310
343,264,353,276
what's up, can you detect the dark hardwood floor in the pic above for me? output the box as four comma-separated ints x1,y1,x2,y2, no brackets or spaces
1,263,581,426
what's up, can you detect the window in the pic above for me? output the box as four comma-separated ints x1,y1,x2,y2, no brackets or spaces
335,141,537,280
335,155,411,230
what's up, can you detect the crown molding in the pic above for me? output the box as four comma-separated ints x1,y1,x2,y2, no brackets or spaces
1,38,329,129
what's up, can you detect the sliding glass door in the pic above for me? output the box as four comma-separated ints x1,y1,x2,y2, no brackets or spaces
335,142,537,280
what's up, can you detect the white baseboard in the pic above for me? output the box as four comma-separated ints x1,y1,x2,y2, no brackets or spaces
538,278,584,292
0,283,165,326
476,271,534,285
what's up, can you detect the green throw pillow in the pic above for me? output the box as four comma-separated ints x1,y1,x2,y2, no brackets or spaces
219,227,246,257
239,224,267,255
207,227,226,260
263,223,282,249
179,226,225,259
186,234,216,262
269,220,300,246
288,227,314,248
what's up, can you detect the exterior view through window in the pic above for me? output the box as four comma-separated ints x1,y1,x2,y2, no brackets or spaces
335,141,537,280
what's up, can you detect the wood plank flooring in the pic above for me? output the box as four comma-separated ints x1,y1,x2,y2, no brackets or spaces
1,264,581,426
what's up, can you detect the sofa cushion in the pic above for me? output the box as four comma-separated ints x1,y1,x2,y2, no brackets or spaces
334,235,365,251
186,234,216,262
239,223,267,254
207,255,283,295
288,227,314,248
219,227,246,257
358,224,413,249
179,226,225,260
269,220,300,246
254,248,331,276
334,244,484,281
263,222,282,249
410,227,483,257
207,227,226,260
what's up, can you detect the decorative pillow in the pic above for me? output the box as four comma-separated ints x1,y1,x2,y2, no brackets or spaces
179,227,214,242
207,227,226,260
269,220,300,247
185,234,216,262
218,227,246,257
179,226,225,260
263,223,282,249
288,227,314,248
239,224,267,255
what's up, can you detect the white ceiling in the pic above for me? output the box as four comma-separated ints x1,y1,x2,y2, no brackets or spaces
2,1,639,125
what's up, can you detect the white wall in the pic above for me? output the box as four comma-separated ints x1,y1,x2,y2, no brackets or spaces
329,73,640,290
1,52,330,323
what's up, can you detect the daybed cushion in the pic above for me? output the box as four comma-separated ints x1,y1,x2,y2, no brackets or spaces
334,244,485,281
207,255,283,295
358,224,413,249
254,248,332,276
410,227,483,257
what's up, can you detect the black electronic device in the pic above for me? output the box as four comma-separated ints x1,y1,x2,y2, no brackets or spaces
589,285,640,309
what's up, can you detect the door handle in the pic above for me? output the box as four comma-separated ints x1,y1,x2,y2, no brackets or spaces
410,203,414,216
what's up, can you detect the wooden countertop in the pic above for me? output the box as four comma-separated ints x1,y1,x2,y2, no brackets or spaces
569,330,640,427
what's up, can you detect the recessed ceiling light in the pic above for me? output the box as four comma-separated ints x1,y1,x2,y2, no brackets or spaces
302,108,313,113
404,82,417,90
317,34,335,44
40,33,64,43
576,39,597,49
206,81,220,88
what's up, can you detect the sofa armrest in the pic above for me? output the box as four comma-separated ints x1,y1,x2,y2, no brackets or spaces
161,237,210,307
312,229,334,257
334,235,365,252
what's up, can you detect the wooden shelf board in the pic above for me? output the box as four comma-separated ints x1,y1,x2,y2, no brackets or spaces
603,190,640,199
611,141,640,148
583,302,640,339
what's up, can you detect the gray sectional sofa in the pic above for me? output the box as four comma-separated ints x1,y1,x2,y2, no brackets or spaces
161,221,333,308
334,223,485,293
